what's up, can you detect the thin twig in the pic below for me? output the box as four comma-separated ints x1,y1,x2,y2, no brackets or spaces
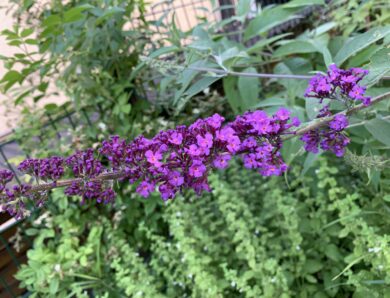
187,65,313,79
347,115,390,129
30,171,127,192
0,171,127,201
144,56,390,80
183,65,390,81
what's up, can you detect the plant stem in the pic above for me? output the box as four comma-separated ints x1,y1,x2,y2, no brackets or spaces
32,171,127,192
182,65,390,81
144,56,390,80
185,65,313,80
347,115,390,129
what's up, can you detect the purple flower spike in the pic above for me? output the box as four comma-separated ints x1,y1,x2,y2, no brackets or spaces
2,108,308,215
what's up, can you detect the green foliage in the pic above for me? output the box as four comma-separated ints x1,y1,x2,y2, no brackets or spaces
330,0,390,37
15,159,390,297
1,0,154,136
333,26,390,66
149,1,390,118
4,1,390,297
362,48,390,87
144,0,390,182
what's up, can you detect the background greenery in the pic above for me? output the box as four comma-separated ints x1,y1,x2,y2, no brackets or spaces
0,0,389,297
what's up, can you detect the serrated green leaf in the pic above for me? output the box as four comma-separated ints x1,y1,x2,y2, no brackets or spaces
1,29,19,40
8,40,22,46
122,104,132,114
176,76,220,112
1,70,23,91
14,90,31,105
1,70,22,83
324,244,343,261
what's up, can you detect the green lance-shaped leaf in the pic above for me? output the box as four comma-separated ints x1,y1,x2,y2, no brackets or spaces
334,26,390,66
238,67,261,111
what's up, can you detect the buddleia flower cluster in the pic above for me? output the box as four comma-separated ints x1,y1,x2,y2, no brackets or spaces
305,64,371,105
0,108,300,218
18,157,64,181
301,65,371,157
301,108,350,157
64,150,116,205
